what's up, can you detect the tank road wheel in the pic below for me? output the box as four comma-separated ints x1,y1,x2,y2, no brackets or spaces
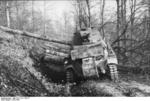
66,69,74,83
65,69,74,96
108,64,119,82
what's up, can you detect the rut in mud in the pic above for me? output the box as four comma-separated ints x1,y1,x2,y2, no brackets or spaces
28,64,150,97
34,60,150,97
70,79,150,96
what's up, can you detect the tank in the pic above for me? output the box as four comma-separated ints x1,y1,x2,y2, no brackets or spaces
42,27,119,83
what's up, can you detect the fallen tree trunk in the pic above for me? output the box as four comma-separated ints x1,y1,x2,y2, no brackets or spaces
0,26,72,46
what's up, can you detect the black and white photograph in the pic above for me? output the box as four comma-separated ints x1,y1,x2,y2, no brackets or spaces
0,0,150,99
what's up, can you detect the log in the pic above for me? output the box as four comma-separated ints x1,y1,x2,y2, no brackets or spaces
0,26,71,46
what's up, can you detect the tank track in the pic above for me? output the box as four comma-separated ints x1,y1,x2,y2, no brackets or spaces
108,64,119,82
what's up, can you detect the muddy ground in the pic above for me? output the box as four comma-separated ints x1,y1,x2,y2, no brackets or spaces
1,55,150,97
70,73,150,97
36,63,150,97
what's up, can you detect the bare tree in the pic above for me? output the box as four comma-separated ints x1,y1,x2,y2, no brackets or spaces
100,0,105,38
121,0,127,48
148,0,150,38
129,0,136,50
116,0,120,50
85,0,91,27
73,0,92,29
6,1,10,27
63,12,69,34
32,0,35,31
43,0,46,35
115,0,127,64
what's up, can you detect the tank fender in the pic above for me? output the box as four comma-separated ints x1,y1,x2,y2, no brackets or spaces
65,64,74,71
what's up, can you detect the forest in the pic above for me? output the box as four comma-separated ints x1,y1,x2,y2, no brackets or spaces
0,0,150,97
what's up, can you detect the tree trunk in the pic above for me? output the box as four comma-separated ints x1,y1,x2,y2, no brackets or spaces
15,1,18,29
32,0,35,32
130,0,136,56
116,0,120,54
43,0,46,35
77,0,82,29
101,0,105,38
116,0,127,64
75,0,90,29
6,1,10,28
86,0,91,27
148,0,150,38
122,0,127,48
